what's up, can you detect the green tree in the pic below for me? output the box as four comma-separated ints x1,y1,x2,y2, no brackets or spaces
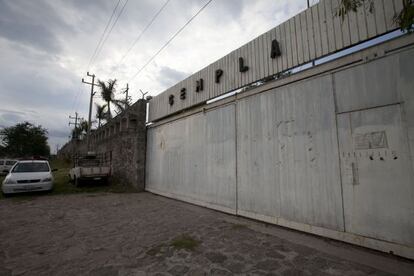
71,127,80,140
95,103,107,127
71,120,89,140
79,120,89,134
0,144,5,157
0,122,50,157
338,0,413,32
98,79,128,119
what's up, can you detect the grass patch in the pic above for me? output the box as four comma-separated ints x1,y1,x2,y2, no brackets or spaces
170,235,200,251
0,158,138,200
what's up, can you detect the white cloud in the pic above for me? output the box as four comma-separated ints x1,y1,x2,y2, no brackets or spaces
0,0,307,153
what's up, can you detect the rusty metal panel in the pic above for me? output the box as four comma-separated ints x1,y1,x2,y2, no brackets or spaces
237,75,344,231
146,104,237,211
337,105,414,246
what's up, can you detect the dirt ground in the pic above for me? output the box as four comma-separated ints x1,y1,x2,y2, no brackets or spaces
0,192,413,276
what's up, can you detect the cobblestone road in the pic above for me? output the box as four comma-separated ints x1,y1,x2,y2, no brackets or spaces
0,192,412,275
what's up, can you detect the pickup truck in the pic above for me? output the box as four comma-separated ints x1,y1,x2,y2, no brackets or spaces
69,153,110,186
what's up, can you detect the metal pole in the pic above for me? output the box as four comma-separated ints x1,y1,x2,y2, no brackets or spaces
82,72,98,151
125,83,129,108
87,72,95,151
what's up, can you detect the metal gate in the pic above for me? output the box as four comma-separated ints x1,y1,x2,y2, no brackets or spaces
337,104,414,247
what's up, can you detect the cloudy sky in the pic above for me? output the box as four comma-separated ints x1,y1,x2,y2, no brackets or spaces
0,0,316,153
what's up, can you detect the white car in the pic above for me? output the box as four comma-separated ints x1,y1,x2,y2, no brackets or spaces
2,160,55,195
0,159,18,175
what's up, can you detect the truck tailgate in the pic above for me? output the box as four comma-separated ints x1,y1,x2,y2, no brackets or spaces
80,167,110,177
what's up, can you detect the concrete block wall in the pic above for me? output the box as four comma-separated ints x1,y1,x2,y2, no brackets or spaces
58,99,147,190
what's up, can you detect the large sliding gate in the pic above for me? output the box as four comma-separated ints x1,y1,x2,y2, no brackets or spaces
146,0,414,259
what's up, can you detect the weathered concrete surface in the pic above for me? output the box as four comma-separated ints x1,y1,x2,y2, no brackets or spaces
0,193,413,276
146,42,414,258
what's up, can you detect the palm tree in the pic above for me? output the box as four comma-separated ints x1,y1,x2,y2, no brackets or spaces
98,79,117,120
95,103,107,127
98,79,130,119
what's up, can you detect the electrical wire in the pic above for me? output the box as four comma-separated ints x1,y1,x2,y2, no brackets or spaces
113,0,171,74
89,0,130,68
128,0,213,83
86,0,122,71
73,0,122,113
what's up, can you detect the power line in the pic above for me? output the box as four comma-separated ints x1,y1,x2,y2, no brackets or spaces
74,0,121,113
89,0,130,69
111,0,171,76
86,0,122,70
128,0,214,83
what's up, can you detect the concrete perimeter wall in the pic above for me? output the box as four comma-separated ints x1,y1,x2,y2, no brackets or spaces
59,100,147,190
146,36,414,259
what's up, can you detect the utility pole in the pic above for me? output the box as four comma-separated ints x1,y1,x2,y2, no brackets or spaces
82,72,99,151
69,112,84,139
123,83,129,108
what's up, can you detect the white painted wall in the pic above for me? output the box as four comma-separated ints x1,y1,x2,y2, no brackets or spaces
146,104,237,213
146,44,414,258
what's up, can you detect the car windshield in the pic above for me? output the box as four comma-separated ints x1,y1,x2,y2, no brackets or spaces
12,162,49,173
6,161,16,165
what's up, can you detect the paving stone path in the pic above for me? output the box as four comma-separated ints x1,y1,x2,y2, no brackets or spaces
0,192,412,275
